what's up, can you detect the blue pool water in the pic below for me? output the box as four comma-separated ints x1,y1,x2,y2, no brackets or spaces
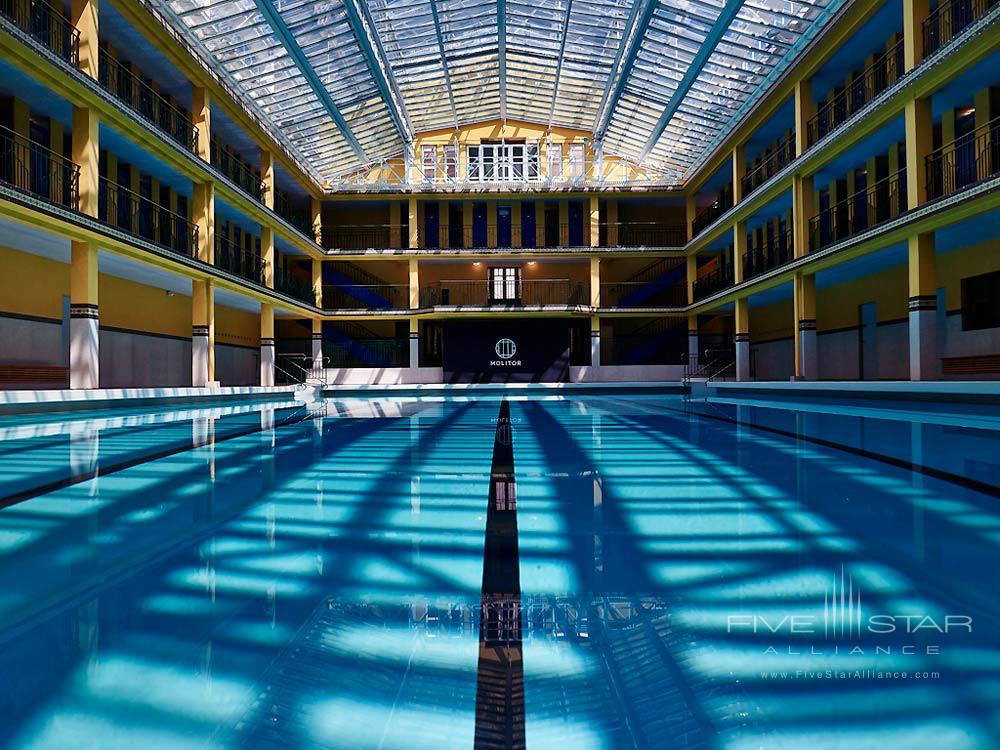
0,392,998,749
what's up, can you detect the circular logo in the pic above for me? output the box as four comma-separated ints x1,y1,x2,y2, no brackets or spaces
495,338,517,360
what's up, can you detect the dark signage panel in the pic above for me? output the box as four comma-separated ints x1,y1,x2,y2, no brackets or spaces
442,320,572,383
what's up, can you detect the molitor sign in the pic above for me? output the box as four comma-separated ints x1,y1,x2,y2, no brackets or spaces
442,320,571,383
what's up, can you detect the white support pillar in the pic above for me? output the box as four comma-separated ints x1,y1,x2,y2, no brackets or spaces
409,317,419,368
311,318,323,370
192,279,215,387
69,240,99,389
794,272,818,380
590,316,601,367
735,297,750,382
908,232,938,381
687,315,699,367
260,302,275,387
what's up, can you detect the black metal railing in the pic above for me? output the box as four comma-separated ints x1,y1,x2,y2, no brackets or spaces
743,229,793,279
600,281,687,308
326,338,407,368
98,177,197,256
808,169,907,252
421,279,586,306
98,51,197,153
807,39,905,147
926,114,1000,200
322,224,401,250
210,143,264,203
274,191,314,238
741,134,796,196
322,283,409,310
923,0,999,57
693,251,735,300
0,123,79,210
691,193,733,237
0,0,79,65
604,222,686,247
274,266,314,304
215,235,266,285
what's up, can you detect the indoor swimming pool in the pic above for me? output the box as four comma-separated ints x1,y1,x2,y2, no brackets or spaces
0,392,998,749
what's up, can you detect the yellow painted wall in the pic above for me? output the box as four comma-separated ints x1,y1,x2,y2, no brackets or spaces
938,239,1000,312
0,246,68,320
749,297,794,343
100,273,190,337
216,304,260,348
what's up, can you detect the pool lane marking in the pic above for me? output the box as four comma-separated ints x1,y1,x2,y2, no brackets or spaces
0,405,317,510
638,398,1000,501
474,398,526,750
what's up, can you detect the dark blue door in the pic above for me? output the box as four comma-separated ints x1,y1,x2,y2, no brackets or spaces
425,202,440,248
497,206,512,247
472,202,488,247
568,201,584,245
521,202,535,248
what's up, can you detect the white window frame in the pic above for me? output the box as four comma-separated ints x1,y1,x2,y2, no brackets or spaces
444,144,458,181
421,145,437,181
547,142,563,180
467,142,540,183
569,143,585,179
489,266,522,301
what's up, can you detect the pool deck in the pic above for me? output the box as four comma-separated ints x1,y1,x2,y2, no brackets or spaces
707,380,1000,404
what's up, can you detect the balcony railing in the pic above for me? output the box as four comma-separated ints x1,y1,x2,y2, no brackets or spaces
98,51,197,153
808,169,907,252
420,279,586,306
807,39,905,147
923,0,999,57
741,134,796,197
215,236,266,285
0,0,79,65
211,144,264,203
323,224,401,250
322,283,409,310
692,195,733,237
98,177,197,256
693,252,735,300
600,282,687,308
326,338,408,368
605,222,686,247
0,123,78,210
274,266,314,304
743,229,793,279
274,191,314,238
926,115,1000,200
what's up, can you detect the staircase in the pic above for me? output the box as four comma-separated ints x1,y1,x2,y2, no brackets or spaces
617,258,687,307
326,261,397,309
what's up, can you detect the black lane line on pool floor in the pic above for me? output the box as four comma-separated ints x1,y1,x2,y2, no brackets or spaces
0,404,318,509
474,399,526,750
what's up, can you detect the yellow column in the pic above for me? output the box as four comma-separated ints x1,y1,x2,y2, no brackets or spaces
606,199,619,245
312,258,323,308
686,254,697,305
193,182,214,264
794,272,817,379
588,195,600,247
486,201,498,247
311,197,322,245
794,78,814,156
408,197,419,249
261,148,274,210
69,240,99,389
72,106,99,217
733,221,746,284
7,99,29,190
732,145,746,203
409,257,419,309
192,279,215,386
71,0,98,80
974,87,998,179
793,173,815,257
510,202,521,247
49,118,65,203
261,226,274,288
260,302,275,387
389,201,402,247
903,0,930,72
192,86,210,162
534,200,545,247
905,97,933,208
590,257,601,307
464,201,474,248
558,201,569,246
908,232,937,380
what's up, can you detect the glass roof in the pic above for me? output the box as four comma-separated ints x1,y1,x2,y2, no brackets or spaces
152,0,846,185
